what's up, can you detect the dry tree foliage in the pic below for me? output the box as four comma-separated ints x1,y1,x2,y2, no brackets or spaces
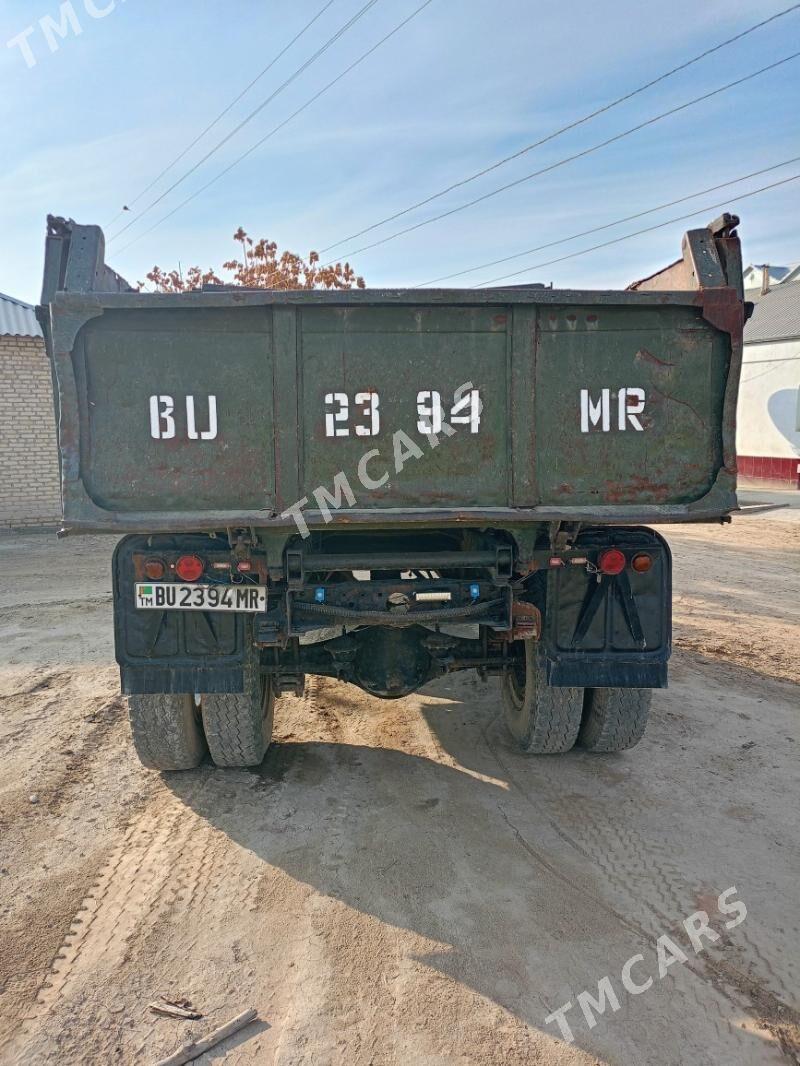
141,227,365,292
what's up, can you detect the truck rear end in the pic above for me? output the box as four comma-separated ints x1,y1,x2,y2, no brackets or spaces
38,214,746,769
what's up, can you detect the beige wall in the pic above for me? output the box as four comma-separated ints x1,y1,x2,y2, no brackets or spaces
0,334,61,528
737,337,800,460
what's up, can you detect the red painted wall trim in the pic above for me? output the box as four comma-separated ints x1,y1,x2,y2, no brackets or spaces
737,455,800,486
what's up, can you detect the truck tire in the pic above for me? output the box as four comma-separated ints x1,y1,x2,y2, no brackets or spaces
127,693,207,771
500,642,583,753
578,688,652,752
201,653,274,768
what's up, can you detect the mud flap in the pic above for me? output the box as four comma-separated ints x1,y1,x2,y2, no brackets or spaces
113,534,249,694
544,528,671,688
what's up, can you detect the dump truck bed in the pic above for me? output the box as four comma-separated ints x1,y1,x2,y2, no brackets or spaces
39,217,745,533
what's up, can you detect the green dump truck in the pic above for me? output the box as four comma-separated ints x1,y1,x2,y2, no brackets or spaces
38,214,747,769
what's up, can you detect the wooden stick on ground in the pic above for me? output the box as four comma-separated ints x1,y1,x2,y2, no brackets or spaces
148,1001,202,1021
152,1008,258,1066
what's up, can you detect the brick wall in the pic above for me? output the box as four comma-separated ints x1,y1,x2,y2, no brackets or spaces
0,334,61,528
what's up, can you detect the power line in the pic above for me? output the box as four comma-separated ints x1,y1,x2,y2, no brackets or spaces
108,0,383,242
740,359,800,384
318,2,800,256
114,0,436,256
743,357,800,364
466,173,800,287
106,0,337,229
324,51,800,266
418,156,800,285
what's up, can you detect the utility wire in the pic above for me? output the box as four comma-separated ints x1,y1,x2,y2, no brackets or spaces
740,359,800,384
465,173,800,287
324,51,800,266
114,0,436,256
108,0,383,242
319,2,800,255
743,357,800,364
418,156,800,285
106,0,336,229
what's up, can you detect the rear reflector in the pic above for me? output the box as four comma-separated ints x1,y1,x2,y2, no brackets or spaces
631,552,653,573
598,548,626,575
175,554,204,581
143,558,165,580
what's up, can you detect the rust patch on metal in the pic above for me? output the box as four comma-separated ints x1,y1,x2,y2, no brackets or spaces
635,347,675,368
694,287,744,337
601,475,674,505
694,287,744,477
649,385,706,428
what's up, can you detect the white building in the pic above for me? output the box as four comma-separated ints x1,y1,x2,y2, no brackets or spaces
737,280,800,487
742,262,800,293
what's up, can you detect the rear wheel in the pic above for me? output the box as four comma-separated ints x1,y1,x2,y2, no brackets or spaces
578,688,652,752
127,693,207,771
201,650,274,768
500,642,584,753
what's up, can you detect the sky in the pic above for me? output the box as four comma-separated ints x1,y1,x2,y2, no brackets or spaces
1,0,799,303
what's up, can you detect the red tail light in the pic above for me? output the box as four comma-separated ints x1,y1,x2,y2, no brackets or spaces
598,548,626,575
175,554,204,581
143,558,165,580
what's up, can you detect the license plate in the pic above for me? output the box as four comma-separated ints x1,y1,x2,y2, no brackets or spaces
135,582,268,612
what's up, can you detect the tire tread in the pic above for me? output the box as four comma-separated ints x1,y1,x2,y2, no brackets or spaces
579,687,652,752
127,693,206,771
201,652,274,768
501,644,583,754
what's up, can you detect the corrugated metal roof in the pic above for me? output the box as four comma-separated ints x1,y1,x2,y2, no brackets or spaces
744,281,800,344
0,292,43,338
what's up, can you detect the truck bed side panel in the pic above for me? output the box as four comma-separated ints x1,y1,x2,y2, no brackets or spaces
45,289,738,530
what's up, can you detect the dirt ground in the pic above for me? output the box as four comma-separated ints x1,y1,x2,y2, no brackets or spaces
0,518,797,1066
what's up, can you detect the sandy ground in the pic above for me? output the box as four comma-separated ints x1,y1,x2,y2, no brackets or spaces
0,518,797,1066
